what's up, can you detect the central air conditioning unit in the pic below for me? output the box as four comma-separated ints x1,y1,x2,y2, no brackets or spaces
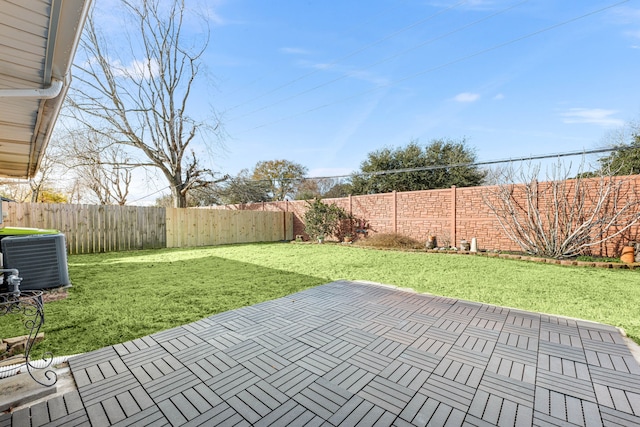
1,234,71,291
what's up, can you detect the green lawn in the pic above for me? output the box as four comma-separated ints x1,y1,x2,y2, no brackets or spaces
2,242,638,356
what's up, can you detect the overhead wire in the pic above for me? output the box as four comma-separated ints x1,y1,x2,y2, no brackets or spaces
233,0,630,134
227,0,530,123
224,0,468,112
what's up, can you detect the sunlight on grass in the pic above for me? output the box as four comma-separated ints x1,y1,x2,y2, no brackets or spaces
2,242,638,356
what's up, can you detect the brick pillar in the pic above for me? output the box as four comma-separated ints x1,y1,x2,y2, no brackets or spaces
451,185,456,247
348,194,352,217
393,191,397,234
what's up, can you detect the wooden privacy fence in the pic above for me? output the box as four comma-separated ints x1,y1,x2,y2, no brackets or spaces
0,202,293,254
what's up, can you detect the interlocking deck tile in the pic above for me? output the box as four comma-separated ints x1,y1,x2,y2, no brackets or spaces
467,389,534,426
186,350,238,381
295,350,342,376
207,331,247,351
379,360,430,391
323,362,376,393
320,338,362,360
110,406,168,427
328,395,396,427
357,376,415,415
477,371,535,407
204,365,259,400
33,280,640,427
253,400,323,427
434,358,483,388
399,393,466,427
264,364,319,397
536,369,597,402
293,377,353,420
181,402,249,427
143,367,203,402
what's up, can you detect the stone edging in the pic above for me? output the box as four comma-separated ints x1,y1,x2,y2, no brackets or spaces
425,249,637,269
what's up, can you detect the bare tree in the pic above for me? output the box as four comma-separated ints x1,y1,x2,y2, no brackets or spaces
67,0,224,207
483,161,640,259
65,131,133,205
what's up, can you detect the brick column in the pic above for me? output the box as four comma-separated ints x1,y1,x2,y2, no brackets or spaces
451,185,456,247
393,191,397,233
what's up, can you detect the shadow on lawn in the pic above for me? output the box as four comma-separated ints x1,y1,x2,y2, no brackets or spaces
12,254,327,356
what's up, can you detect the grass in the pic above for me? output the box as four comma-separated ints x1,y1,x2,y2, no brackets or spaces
1,242,638,356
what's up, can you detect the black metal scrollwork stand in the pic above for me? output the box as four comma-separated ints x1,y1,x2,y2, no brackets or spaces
1,269,57,387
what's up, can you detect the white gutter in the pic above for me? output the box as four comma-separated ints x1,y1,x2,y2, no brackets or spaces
0,78,64,99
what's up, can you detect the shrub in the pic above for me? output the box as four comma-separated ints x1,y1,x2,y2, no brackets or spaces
303,198,349,242
356,233,423,250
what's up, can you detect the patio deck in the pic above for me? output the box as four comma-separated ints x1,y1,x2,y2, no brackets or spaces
2,280,640,426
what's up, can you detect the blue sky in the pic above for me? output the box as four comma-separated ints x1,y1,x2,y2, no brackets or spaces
89,0,640,202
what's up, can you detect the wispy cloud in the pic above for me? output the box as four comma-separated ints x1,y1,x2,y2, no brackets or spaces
453,92,480,103
280,47,312,55
625,30,640,39
560,108,624,127
428,0,508,11
301,62,390,86
493,93,505,100
108,58,160,79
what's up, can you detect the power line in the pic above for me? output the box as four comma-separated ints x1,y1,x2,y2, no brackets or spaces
225,0,468,113
235,0,630,134
228,0,530,123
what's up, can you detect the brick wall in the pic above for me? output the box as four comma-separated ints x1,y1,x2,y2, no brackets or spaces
219,175,640,256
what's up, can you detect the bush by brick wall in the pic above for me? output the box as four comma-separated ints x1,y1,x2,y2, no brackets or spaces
219,175,640,257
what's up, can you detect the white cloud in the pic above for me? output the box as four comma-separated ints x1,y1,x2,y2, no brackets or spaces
493,93,505,100
280,47,312,55
625,30,640,39
453,92,480,103
560,108,624,127
111,58,160,80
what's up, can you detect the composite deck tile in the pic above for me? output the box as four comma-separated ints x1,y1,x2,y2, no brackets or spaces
78,371,140,408
223,339,268,363
446,345,491,370
150,326,190,344
462,325,501,342
295,350,342,376
498,331,539,351
477,371,535,408
334,314,372,329
469,316,503,331
536,369,597,402
423,326,464,345
296,330,336,349
395,320,431,338
272,340,315,362
468,389,534,426
349,348,393,374
323,361,376,393
69,347,121,371
366,336,407,359
187,350,239,380
320,338,361,361
192,323,231,342
420,374,476,412
410,336,452,357
434,358,484,388
143,367,203,402
341,329,379,347
204,365,259,400
583,339,639,360
251,330,293,350
405,312,438,327
241,350,291,378
599,404,640,426
37,410,90,427
540,330,583,348
157,398,188,425
362,322,393,336
579,327,626,344
316,321,352,338
538,353,591,380
171,342,218,367
455,333,496,355
539,340,587,363
207,331,247,351
396,346,442,371
220,317,258,332
85,403,111,427
585,351,640,375
264,364,319,397
493,342,538,366
292,378,352,420
328,395,396,427
486,354,536,384
399,393,465,427
379,360,430,391
160,333,206,354
114,336,157,356
120,344,174,369
501,322,540,339
253,400,323,427
357,376,415,415
278,322,314,339
589,365,640,396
